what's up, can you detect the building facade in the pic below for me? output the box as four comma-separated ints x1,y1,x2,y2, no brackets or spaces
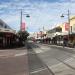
0,19,16,48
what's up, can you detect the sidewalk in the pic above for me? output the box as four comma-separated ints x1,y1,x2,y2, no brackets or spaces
49,44,74,49
40,43,75,54
0,46,26,56
0,50,26,58
0,47,29,75
41,43,75,49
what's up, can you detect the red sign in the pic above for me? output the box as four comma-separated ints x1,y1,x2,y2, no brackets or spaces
65,23,69,31
21,22,26,31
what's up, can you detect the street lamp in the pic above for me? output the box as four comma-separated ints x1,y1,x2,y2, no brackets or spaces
61,9,70,42
26,14,30,18
20,9,30,31
61,14,64,17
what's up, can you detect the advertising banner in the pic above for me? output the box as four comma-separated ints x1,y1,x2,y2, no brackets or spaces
21,22,26,31
65,23,70,31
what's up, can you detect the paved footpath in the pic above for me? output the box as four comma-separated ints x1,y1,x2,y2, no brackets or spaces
0,47,29,75
0,47,27,57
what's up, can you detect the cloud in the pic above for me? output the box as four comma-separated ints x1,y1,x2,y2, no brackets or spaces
0,0,75,32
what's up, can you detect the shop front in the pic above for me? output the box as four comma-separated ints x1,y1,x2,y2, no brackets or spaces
0,32,16,48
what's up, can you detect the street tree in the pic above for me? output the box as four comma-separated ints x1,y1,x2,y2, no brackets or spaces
17,30,29,45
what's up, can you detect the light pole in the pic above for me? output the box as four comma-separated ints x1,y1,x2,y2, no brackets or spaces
61,9,70,42
20,9,30,31
20,10,22,31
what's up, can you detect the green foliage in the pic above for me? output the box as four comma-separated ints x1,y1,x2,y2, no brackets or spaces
17,30,29,41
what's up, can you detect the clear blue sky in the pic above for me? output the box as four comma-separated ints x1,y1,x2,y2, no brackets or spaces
0,0,75,33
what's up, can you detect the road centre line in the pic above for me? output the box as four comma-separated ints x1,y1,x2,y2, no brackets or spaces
15,53,27,56
30,68,47,74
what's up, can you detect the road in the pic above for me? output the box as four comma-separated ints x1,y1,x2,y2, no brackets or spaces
0,47,29,75
1,42,75,75
27,42,75,75
27,43,53,75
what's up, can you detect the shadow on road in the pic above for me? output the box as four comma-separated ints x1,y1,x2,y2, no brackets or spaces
27,42,54,75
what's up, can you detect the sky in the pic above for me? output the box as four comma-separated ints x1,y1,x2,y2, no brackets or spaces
0,0,75,33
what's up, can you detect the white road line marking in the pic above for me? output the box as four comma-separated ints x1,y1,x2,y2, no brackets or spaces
30,68,47,74
33,47,51,54
35,50,43,53
50,63,62,68
15,53,27,56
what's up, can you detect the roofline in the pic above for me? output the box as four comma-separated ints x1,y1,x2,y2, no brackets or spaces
70,16,75,20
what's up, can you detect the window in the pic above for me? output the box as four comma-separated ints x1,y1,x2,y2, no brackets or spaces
0,22,3,27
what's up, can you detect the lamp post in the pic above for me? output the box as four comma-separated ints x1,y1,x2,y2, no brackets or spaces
61,9,70,44
20,9,30,31
20,10,22,31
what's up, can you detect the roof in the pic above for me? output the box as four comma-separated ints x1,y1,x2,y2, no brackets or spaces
0,19,11,29
70,16,75,20
0,19,16,34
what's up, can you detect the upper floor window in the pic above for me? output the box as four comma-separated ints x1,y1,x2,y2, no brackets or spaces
4,25,7,28
56,27,62,32
0,22,3,27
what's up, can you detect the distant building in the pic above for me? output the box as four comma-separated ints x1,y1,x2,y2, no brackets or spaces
46,26,62,44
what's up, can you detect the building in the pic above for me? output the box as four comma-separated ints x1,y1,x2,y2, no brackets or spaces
68,16,75,47
46,16,75,47
46,25,62,44
0,19,16,48
70,16,75,33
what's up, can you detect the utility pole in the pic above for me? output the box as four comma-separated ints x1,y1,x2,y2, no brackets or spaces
61,9,70,46
61,9,70,39
43,26,44,31
20,9,22,31
20,9,30,31
68,10,70,35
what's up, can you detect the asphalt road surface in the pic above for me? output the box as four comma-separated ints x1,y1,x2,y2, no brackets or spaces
27,41,75,75
27,43,54,75
1,42,75,75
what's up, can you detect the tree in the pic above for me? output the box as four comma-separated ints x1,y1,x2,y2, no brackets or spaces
17,30,29,42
